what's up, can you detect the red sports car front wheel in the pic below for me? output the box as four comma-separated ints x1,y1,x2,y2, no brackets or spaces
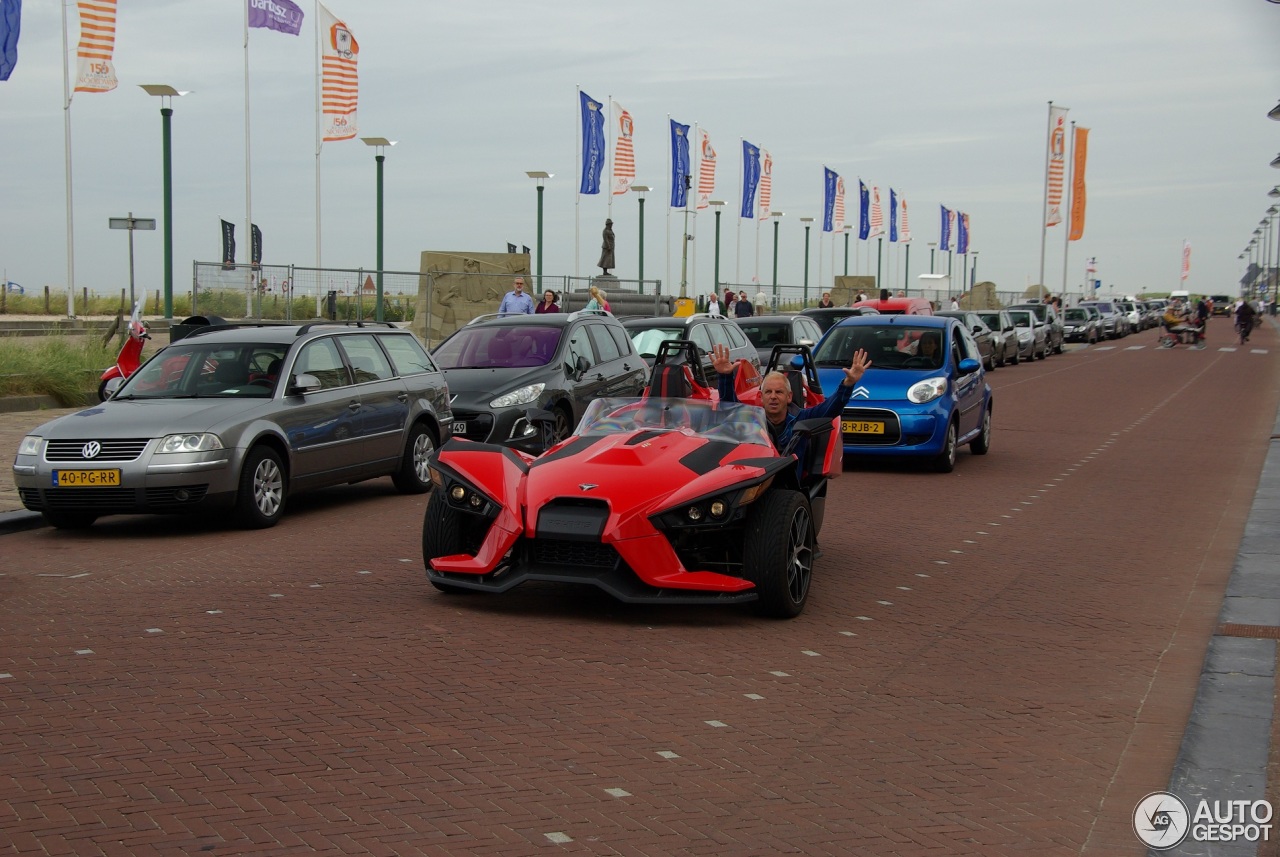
744,490,814,619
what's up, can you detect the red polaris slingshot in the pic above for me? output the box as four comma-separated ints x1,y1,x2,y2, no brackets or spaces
421,342,841,618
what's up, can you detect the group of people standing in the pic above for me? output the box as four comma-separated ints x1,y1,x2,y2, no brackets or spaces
707,289,769,318
498,277,610,316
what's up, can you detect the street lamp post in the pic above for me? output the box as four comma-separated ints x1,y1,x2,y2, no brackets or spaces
927,241,937,274
843,225,852,275
970,251,980,289
710,200,725,290
139,85,190,320
631,185,650,293
108,213,157,311
526,172,553,294
362,137,396,322
770,212,784,299
800,217,814,306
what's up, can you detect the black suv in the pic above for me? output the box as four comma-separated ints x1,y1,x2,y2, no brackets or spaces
622,313,761,379
1006,302,1064,354
432,310,647,450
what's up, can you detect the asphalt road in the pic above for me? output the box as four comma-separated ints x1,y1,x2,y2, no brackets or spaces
1,320,1277,855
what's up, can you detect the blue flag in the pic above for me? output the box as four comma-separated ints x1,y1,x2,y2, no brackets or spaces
740,140,761,218
858,180,870,240
940,206,951,252
957,211,969,255
0,0,20,82
889,189,898,243
670,119,691,208
579,91,606,194
822,167,838,233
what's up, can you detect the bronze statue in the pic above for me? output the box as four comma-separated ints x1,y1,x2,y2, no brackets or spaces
598,218,615,274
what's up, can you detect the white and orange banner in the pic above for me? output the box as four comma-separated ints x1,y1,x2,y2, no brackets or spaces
696,128,716,210
900,196,912,242
833,176,846,233
1069,126,1089,241
611,102,635,195
757,148,773,221
74,0,117,93
1181,241,1191,281
868,186,883,238
320,3,358,141
1045,104,1069,227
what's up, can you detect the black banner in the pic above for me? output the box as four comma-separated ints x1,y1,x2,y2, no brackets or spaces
220,220,236,270
521,245,530,255
251,224,262,270
506,242,517,255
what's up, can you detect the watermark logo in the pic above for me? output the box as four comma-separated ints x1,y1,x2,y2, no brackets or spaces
1134,792,1273,849
1134,792,1189,849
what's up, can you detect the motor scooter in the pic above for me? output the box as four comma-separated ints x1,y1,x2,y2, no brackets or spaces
98,301,149,401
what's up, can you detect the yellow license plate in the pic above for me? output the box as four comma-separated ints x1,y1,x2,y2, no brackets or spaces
842,420,885,435
52,469,121,487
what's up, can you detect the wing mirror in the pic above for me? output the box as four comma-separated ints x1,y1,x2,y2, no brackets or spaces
290,373,322,395
957,357,981,375
102,377,124,399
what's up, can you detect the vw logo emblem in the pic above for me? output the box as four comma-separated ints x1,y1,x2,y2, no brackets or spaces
82,441,102,459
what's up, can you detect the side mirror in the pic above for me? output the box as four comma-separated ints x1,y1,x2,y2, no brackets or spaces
290,373,322,395
103,377,124,399
957,357,981,375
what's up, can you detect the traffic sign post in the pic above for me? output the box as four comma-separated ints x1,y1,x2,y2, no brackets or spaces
108,213,157,310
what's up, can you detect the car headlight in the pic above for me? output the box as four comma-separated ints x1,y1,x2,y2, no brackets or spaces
490,383,545,408
17,435,43,456
1017,331,1032,342
155,433,224,454
907,377,948,404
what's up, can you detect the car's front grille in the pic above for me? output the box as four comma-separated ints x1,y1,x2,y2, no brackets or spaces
17,488,44,510
531,538,619,569
451,411,494,442
144,485,210,508
25,484,210,512
41,487,137,509
45,439,149,462
841,407,902,445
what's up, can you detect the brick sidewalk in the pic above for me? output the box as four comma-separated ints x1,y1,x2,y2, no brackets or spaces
0,405,81,514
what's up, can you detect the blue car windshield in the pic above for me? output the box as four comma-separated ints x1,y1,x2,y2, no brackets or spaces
575,397,773,447
812,324,943,370
433,325,562,369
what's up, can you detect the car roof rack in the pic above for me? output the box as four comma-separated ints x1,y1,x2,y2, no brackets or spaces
181,322,294,339
294,321,399,336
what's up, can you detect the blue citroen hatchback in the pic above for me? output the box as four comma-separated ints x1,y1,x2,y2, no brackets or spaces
813,315,992,472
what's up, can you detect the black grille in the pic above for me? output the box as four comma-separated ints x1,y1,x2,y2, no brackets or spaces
840,407,902,445
42,487,137,509
531,538,620,569
18,488,44,510
144,485,210,508
26,484,210,512
45,439,149,462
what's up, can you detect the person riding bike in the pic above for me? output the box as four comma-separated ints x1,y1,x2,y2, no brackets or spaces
1235,299,1257,345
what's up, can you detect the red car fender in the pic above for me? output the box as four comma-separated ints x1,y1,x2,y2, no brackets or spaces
429,440,534,574
817,417,843,478
612,533,755,592
654,456,776,512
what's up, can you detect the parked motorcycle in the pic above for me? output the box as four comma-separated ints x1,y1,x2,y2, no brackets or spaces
98,301,149,401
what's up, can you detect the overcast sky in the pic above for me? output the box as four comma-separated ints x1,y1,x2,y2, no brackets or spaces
3,0,1279,308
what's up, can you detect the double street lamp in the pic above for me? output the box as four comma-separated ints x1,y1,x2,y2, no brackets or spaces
631,185,650,293
770,212,784,298
709,200,725,289
799,216,814,305
139,84,190,320
361,137,396,322
526,171,553,293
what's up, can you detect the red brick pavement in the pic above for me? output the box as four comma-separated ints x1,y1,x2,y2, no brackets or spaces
0,321,1276,855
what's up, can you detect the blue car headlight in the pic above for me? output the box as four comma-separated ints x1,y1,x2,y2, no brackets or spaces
907,377,948,404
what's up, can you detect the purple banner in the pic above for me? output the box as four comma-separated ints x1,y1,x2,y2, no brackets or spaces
248,0,304,36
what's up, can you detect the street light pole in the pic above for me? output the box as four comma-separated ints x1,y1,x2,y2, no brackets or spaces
928,242,937,274
139,85,190,319
631,185,650,293
361,137,396,323
843,225,852,275
526,172,553,294
679,175,692,298
800,217,814,306
710,200,725,290
771,212,784,300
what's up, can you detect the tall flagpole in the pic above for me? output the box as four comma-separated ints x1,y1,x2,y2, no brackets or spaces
60,1,76,318
244,5,255,317
735,137,743,285
314,0,323,317
691,122,699,295
575,85,581,281
1061,120,1075,299
1037,100,1053,290
606,95,614,225
665,113,671,296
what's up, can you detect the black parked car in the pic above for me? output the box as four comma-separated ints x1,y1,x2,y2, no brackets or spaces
734,314,826,364
1006,303,1064,354
1061,307,1101,344
799,305,881,333
621,314,761,379
432,311,647,450
935,311,998,370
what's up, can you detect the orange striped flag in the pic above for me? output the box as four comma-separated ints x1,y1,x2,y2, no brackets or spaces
696,128,717,209
611,102,635,195
757,148,773,221
1069,126,1089,241
74,0,117,93
1045,105,1068,227
320,3,358,142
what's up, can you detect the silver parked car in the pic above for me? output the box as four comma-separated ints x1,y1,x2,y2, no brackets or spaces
1005,308,1049,360
13,322,453,530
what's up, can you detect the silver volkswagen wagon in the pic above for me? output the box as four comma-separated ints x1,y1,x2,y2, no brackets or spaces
12,322,452,529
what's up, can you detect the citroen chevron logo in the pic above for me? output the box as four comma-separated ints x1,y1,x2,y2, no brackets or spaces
82,441,101,459
851,386,871,399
